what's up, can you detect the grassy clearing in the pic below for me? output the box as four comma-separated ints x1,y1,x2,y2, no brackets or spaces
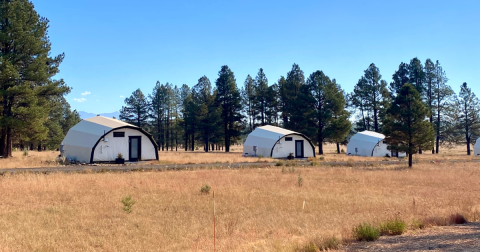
0,162,479,251
1,143,477,169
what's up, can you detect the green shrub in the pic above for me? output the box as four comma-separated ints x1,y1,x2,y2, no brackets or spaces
340,148,345,153
353,223,380,241
23,149,28,156
300,242,318,252
121,195,135,214
275,161,284,166
379,218,406,235
319,156,325,161
200,184,211,194
297,174,303,187
411,219,424,229
319,236,341,250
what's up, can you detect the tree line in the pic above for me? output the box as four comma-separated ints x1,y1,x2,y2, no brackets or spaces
0,0,81,158
120,59,479,158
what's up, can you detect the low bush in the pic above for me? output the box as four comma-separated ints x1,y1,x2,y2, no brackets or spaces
448,213,468,225
275,161,284,166
410,219,424,229
379,218,406,235
121,195,135,214
298,236,342,252
200,184,211,194
423,216,448,227
297,174,303,187
353,223,380,241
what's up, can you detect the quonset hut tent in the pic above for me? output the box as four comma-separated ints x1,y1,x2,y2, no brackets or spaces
61,116,158,163
474,137,480,156
243,125,315,158
346,130,406,157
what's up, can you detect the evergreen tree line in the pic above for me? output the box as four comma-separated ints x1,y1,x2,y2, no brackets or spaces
120,59,480,156
0,0,81,158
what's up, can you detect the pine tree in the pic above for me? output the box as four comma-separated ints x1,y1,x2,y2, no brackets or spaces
193,76,220,152
456,82,480,155
305,71,349,155
120,89,149,128
350,63,390,133
253,68,269,126
285,64,306,131
149,81,167,150
425,60,456,154
382,84,434,167
215,65,243,152
242,75,255,132
325,79,351,153
390,62,410,95
179,84,191,151
0,0,70,157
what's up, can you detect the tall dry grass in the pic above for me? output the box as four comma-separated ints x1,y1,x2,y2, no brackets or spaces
1,143,477,169
0,162,479,251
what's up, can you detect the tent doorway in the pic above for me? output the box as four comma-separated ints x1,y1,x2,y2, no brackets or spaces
129,136,141,161
295,140,304,158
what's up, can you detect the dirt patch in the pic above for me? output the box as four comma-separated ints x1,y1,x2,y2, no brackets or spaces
344,222,480,252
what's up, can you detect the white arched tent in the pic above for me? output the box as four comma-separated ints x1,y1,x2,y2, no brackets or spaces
346,130,406,157
61,116,158,163
474,137,480,156
243,125,315,158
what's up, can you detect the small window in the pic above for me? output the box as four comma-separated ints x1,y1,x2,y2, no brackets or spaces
285,137,293,141
113,132,125,137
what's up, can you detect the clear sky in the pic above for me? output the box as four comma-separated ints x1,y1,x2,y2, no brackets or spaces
33,0,480,114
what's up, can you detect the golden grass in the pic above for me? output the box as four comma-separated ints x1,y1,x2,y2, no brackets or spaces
0,162,479,251
1,143,477,169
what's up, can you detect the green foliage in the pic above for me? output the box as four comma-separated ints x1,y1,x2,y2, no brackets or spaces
382,84,435,167
120,89,149,128
215,65,244,152
304,70,351,155
379,218,406,235
121,195,135,214
297,174,303,187
353,223,380,241
455,82,480,155
0,0,71,157
300,242,318,252
117,153,123,159
200,184,211,194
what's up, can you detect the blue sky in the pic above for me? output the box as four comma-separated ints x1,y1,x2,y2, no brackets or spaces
33,0,480,114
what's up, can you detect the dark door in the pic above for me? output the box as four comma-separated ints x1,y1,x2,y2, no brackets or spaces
295,140,304,158
129,136,141,162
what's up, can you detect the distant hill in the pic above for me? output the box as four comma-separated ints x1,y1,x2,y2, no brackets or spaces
78,111,120,120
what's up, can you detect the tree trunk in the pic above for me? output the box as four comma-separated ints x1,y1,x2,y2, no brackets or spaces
0,127,5,157
336,143,340,154
467,136,471,155
6,126,12,157
408,153,413,167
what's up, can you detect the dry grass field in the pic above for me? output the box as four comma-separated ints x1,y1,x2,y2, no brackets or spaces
0,161,479,251
1,143,477,169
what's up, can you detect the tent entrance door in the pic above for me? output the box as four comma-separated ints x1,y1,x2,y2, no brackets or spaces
129,136,141,162
295,140,304,158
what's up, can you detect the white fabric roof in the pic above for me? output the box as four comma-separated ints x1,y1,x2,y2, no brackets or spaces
244,125,297,149
474,137,480,156
346,130,385,156
62,116,136,147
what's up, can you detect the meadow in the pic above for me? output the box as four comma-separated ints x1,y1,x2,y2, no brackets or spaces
0,149,479,251
0,144,479,251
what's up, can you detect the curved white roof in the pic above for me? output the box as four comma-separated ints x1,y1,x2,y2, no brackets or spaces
474,137,480,156
346,130,384,156
244,125,296,150
62,116,136,147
